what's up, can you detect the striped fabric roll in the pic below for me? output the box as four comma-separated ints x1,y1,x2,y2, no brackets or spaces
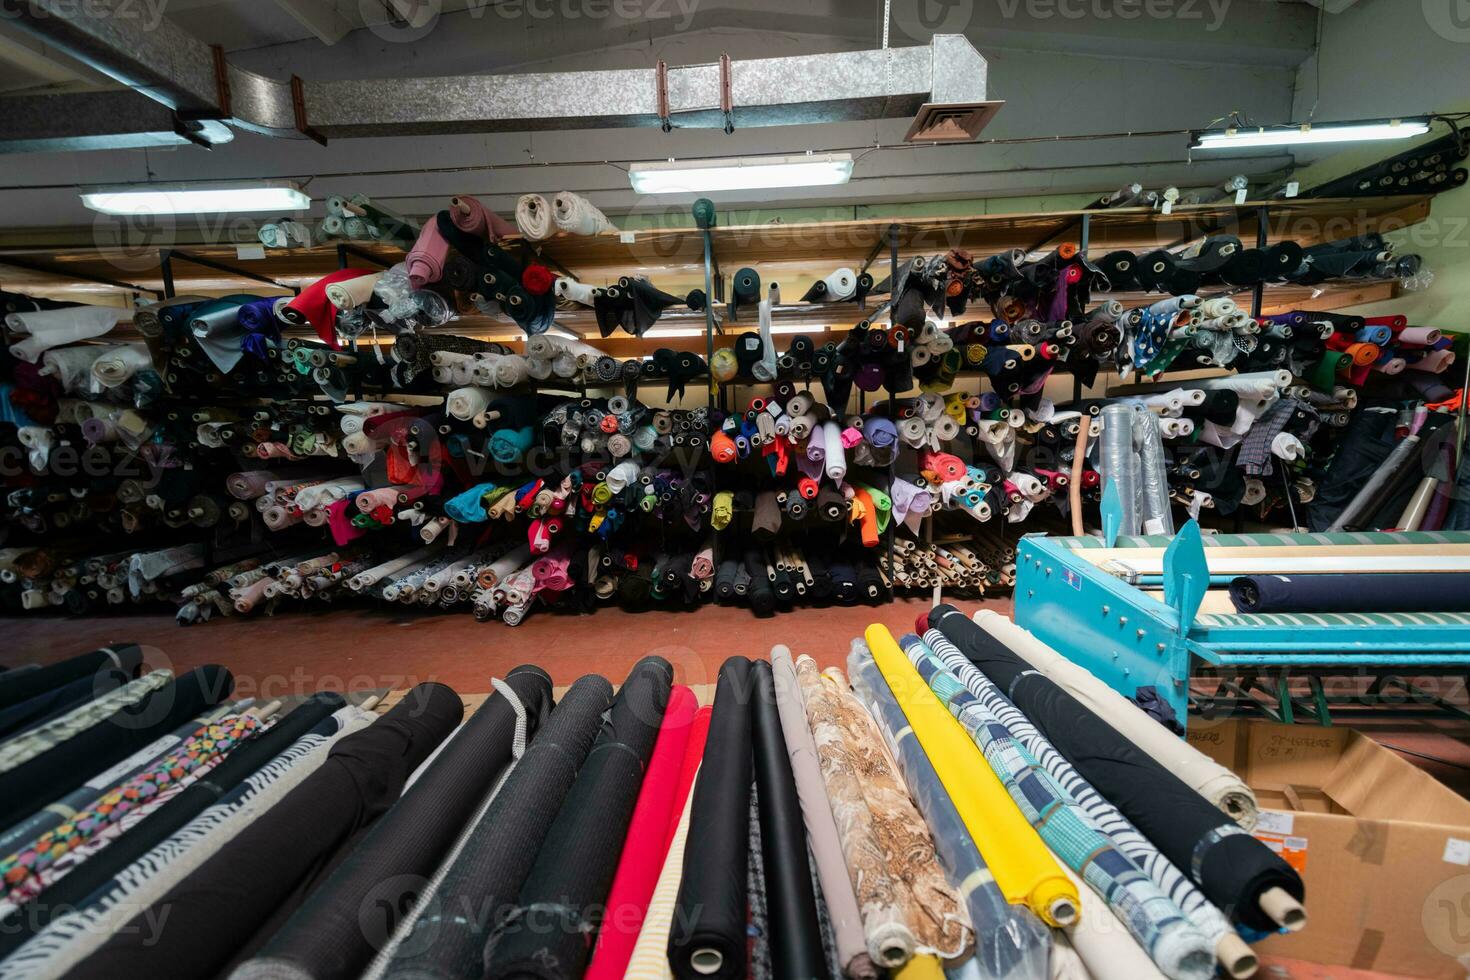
902,634,1215,980
624,769,697,980
0,709,370,980
0,671,171,774
919,629,1239,967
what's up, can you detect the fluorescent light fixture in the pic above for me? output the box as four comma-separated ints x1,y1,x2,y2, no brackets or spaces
81,180,312,215
1191,118,1430,150
629,153,853,194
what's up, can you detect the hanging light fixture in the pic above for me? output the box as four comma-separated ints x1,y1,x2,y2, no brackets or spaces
629,154,854,194
1191,118,1430,151
80,180,312,215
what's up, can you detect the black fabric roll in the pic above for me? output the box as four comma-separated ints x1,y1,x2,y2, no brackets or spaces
0,668,128,740
1229,572,1470,614
729,267,760,322
932,605,1302,931
0,642,141,710
746,549,775,616
0,692,349,959
1180,389,1240,427
383,674,614,980
670,656,753,980
239,667,556,980
70,683,464,980
750,660,824,979
483,657,672,979
0,663,233,830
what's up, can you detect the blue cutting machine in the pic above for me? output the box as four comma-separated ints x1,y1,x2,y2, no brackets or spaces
1013,520,1470,730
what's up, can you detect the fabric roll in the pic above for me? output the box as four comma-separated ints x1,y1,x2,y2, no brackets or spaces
382,675,614,979
1228,571,1470,613
751,660,826,979
864,627,1077,928
516,194,554,240
90,344,152,388
0,691,345,960
5,306,122,362
902,635,1214,980
670,657,753,980
971,612,1257,828
0,643,141,711
324,272,382,310
770,647,874,980
0,708,368,980
846,641,1051,980
69,684,463,980
552,191,614,235
1057,861,1166,980
919,629,1242,976
450,195,517,239
406,219,450,288
66,687,458,980
0,668,128,742
0,665,233,830
934,606,1301,933
484,657,672,980
586,685,699,980
796,655,973,966
235,667,555,980
624,771,698,980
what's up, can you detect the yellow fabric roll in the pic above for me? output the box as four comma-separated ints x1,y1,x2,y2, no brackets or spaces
623,768,698,980
894,954,946,980
865,623,1079,927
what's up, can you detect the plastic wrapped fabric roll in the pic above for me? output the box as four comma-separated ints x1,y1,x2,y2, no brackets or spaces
552,191,614,235
624,772,698,980
796,655,973,966
0,644,141,711
749,661,826,979
516,194,554,239
973,611,1256,827
484,657,672,979
864,626,1077,929
1326,434,1421,532
1099,405,1140,536
933,607,1301,934
1132,410,1174,536
70,684,463,980
770,648,876,980
382,675,613,979
910,632,1229,979
669,657,753,980
5,306,122,362
846,642,1051,980
445,386,492,421
0,665,233,832
586,686,699,980
235,668,555,980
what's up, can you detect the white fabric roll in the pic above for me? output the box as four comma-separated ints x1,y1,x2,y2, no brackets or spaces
39,346,108,393
5,307,122,362
1060,861,1165,980
821,420,846,483
605,461,640,494
823,267,857,301
751,284,780,383
336,401,399,418
551,191,613,235
294,478,365,512
1271,432,1304,461
973,610,1259,828
554,277,598,306
90,344,152,389
446,386,493,421
522,356,553,382
516,194,554,239
494,355,530,388
324,272,382,310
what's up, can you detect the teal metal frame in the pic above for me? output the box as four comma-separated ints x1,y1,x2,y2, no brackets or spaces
1013,518,1470,729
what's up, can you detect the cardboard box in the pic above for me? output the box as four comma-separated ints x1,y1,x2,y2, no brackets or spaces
1187,719,1470,979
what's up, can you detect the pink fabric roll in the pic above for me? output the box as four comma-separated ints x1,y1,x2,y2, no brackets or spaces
585,685,698,980
326,498,366,546
918,449,967,482
450,195,517,240
530,549,572,592
1397,326,1442,347
405,219,450,289
355,486,403,513
840,426,864,449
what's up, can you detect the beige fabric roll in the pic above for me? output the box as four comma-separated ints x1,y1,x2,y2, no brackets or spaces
972,610,1258,829
796,657,973,968
324,272,382,310
623,767,697,980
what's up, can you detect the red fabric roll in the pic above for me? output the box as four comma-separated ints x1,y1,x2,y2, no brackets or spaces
285,269,373,349
917,448,967,482
585,685,699,980
671,704,711,842
1365,314,1408,332
797,476,819,500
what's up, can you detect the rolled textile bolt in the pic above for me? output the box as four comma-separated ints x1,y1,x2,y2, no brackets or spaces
249,700,284,720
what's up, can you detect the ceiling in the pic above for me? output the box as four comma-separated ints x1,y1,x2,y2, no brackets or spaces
0,0,1401,234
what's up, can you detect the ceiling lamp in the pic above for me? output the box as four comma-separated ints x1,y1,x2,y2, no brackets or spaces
80,180,312,215
629,154,854,195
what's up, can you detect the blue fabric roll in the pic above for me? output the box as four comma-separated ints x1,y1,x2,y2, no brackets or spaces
489,426,535,464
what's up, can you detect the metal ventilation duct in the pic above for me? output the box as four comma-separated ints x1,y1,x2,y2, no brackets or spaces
0,1,992,150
